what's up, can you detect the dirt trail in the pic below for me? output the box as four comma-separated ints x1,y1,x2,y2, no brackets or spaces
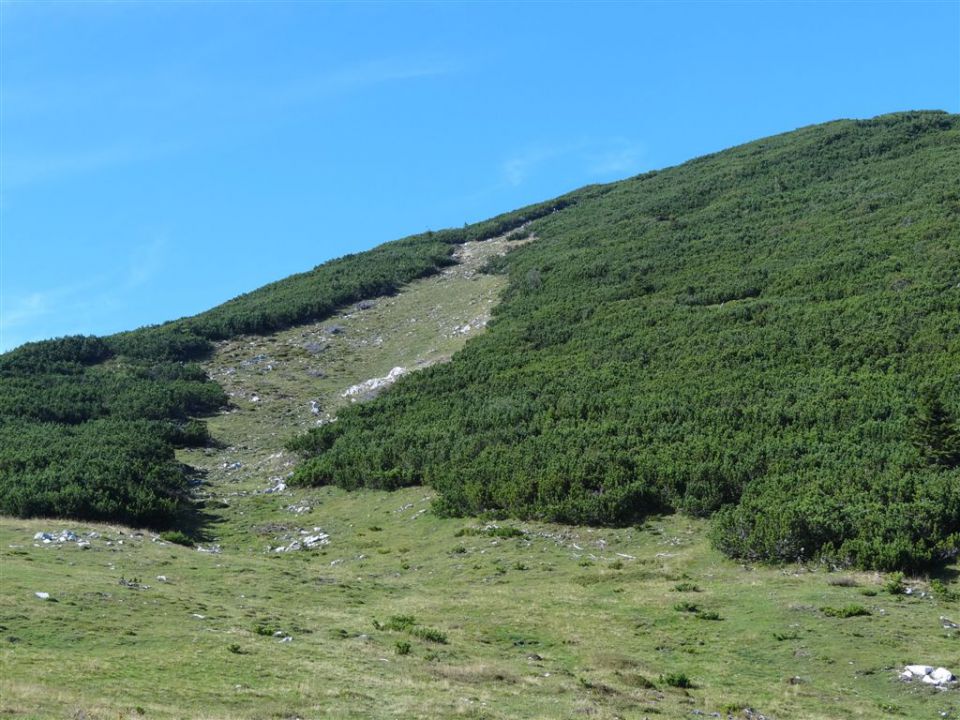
177,232,530,544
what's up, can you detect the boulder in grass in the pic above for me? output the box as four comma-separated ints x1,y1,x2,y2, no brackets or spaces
931,667,955,684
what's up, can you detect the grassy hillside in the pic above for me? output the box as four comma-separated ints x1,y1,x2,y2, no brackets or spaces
291,111,960,571
0,196,575,527
2,111,957,573
3,243,957,718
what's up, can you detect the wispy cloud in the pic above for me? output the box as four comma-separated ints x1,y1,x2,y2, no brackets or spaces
0,279,101,350
499,138,647,187
1,235,169,351
1,141,179,190
261,56,457,111
2,55,456,190
585,140,647,177
501,144,578,187
123,235,168,291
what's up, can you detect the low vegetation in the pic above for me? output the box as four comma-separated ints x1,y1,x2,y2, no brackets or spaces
290,111,960,571
1,111,957,575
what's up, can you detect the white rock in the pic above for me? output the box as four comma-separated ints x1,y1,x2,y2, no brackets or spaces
931,667,955,683
34,591,50,600
922,674,940,685
905,665,934,676
342,367,407,397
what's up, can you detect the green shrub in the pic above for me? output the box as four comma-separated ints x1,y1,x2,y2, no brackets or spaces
821,604,871,618
285,113,960,573
411,627,448,644
884,572,905,595
160,530,193,547
383,615,416,632
662,672,693,688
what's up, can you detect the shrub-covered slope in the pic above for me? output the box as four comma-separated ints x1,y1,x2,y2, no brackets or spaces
0,197,577,527
290,111,960,570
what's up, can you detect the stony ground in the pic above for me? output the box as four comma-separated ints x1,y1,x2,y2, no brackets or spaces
2,234,958,719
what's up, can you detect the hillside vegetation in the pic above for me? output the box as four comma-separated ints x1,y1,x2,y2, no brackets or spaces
290,111,960,571
2,111,957,572
0,197,575,526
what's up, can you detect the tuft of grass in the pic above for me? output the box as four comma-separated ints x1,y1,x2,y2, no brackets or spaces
884,572,905,595
455,525,525,539
674,582,700,592
394,640,411,656
827,576,858,587
673,601,700,613
382,615,416,632
661,672,693,689
159,530,193,547
931,579,958,602
411,626,448,644
821,604,871,618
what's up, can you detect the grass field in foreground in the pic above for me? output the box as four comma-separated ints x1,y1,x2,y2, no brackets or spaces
2,234,958,719
2,496,958,719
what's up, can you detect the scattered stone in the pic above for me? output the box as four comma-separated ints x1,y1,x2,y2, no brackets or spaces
303,342,326,355
34,591,52,601
222,461,243,471
118,577,150,590
240,354,269,367
286,503,312,515
932,667,956,683
941,616,959,629
272,527,330,553
356,300,375,311
156,575,168,582
250,395,260,403
342,367,407,399
325,324,345,335
900,664,957,687
263,479,288,494
309,400,321,415
196,544,222,554
33,530,89,547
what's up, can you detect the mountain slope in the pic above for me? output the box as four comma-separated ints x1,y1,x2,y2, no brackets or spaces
2,111,957,572
290,111,960,570
0,195,574,526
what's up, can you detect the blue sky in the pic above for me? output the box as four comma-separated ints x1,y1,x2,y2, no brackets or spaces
2,1,958,351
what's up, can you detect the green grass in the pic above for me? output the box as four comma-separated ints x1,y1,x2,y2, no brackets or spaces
2,232,958,719
3,503,956,719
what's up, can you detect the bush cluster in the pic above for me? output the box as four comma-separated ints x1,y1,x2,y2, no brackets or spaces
289,112,960,571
